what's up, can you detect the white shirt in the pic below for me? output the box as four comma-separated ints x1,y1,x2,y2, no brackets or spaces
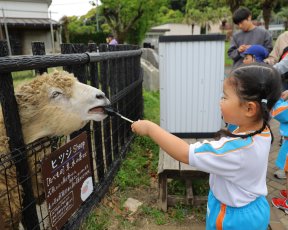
188,128,271,207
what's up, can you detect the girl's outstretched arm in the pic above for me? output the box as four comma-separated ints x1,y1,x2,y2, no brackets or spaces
131,120,190,164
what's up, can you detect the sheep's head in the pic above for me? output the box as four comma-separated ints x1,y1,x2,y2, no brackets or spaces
15,70,110,144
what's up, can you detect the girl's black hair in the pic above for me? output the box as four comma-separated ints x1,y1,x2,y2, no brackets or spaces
232,7,251,25
216,63,282,142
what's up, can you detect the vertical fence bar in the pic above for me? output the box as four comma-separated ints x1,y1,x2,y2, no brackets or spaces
0,40,40,230
31,42,47,75
70,43,87,83
108,45,120,160
60,43,73,73
118,45,126,149
99,44,112,170
88,43,105,182
123,45,130,142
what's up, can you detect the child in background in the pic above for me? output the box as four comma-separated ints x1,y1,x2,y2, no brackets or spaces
242,44,269,64
271,91,288,212
131,63,282,229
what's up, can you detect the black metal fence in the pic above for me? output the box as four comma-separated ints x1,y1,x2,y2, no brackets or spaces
0,41,143,229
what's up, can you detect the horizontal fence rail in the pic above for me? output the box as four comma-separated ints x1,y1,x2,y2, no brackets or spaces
0,41,143,230
0,50,142,72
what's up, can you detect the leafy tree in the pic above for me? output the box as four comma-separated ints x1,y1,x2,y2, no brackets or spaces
276,7,288,30
91,0,168,44
154,6,184,25
260,0,278,29
212,0,244,13
60,16,70,43
65,12,107,45
244,0,278,29
185,0,230,34
169,0,187,13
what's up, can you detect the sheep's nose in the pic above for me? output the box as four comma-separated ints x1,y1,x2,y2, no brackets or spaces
96,93,105,100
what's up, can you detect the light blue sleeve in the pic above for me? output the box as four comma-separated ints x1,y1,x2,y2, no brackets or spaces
188,137,252,178
274,55,288,75
272,98,288,123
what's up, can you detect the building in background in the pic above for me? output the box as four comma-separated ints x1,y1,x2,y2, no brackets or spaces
143,23,223,52
0,0,60,55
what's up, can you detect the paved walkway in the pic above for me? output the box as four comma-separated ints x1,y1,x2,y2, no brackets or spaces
225,66,288,229
267,119,288,229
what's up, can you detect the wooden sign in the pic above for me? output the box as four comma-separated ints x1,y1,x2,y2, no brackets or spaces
42,132,93,229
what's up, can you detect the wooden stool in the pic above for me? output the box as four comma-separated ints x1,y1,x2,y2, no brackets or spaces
158,139,209,211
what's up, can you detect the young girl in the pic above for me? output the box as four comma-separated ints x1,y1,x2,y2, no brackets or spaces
131,63,282,229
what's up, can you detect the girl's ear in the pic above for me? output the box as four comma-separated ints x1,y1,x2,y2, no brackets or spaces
245,101,258,117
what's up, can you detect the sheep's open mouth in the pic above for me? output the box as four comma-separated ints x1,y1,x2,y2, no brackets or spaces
88,106,105,114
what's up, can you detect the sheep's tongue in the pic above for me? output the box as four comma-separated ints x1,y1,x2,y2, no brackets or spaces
89,107,104,113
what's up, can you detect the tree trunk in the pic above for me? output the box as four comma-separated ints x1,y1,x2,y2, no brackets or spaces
191,24,194,35
262,8,270,29
285,20,288,31
262,1,274,30
116,32,125,44
228,0,244,13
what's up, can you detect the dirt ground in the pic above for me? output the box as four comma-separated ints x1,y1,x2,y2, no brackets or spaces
93,177,206,230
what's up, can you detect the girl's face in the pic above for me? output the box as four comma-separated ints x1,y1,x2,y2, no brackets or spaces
220,79,246,126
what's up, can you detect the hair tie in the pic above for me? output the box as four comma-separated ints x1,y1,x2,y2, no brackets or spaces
261,99,268,104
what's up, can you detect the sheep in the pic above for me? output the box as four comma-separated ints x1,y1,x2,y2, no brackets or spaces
0,70,110,229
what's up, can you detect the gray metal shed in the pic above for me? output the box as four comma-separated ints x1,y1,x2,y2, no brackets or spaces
159,34,226,138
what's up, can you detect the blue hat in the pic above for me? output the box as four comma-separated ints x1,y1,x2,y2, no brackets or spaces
242,45,269,62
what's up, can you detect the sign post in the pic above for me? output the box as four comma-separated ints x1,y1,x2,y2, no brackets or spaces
42,132,93,229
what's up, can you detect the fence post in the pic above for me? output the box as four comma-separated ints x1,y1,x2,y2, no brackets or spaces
88,43,105,181
107,45,120,160
99,44,113,170
32,41,47,75
0,40,40,229
117,45,126,149
61,43,87,83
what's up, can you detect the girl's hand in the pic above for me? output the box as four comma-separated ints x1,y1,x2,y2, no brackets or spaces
131,120,155,136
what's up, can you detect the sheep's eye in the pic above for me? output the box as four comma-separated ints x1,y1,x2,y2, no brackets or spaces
51,91,62,99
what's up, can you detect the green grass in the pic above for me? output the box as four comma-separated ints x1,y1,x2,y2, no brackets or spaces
225,41,233,66
11,67,63,88
81,90,208,229
115,90,160,189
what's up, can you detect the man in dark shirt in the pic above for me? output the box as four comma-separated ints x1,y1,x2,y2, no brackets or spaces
228,7,272,69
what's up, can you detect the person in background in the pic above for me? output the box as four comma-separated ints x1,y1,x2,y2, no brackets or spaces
228,7,272,69
106,34,118,45
274,55,288,76
264,31,288,66
265,31,288,90
264,32,288,179
242,44,269,64
270,91,288,213
131,63,282,230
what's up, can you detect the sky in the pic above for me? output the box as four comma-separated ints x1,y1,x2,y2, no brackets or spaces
48,0,99,21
